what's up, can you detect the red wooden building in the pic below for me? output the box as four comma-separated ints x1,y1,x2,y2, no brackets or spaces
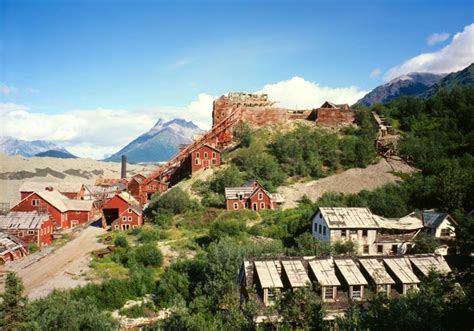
11,189,95,229
0,211,54,247
128,174,168,205
0,232,28,264
189,144,221,175
224,180,283,211
310,101,355,126
19,181,85,200
101,192,143,231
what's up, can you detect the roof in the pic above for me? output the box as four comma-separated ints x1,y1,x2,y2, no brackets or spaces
254,261,284,288
359,259,395,285
95,178,127,186
422,211,453,229
130,174,146,184
225,187,257,200
270,193,285,203
334,259,368,286
383,258,420,284
308,259,340,286
281,260,311,288
0,232,25,255
117,192,140,206
379,215,423,231
22,190,93,212
119,204,143,216
0,211,49,230
191,144,220,153
409,256,451,276
317,207,380,229
19,181,83,193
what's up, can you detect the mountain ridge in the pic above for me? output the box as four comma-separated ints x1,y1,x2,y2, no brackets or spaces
0,136,70,157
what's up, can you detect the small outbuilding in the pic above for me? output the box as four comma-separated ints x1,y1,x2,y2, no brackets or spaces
383,258,420,294
308,259,341,302
254,260,284,306
359,259,395,296
334,259,368,300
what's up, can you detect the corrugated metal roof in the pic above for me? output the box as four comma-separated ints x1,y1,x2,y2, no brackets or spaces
118,192,140,205
29,190,93,212
384,258,420,284
225,187,256,200
319,207,380,229
360,259,395,285
379,215,423,231
309,259,340,286
0,232,25,255
282,260,310,288
19,181,83,193
254,261,284,289
334,259,368,286
0,211,49,230
409,256,451,276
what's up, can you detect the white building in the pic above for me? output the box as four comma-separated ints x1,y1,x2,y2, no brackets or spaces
420,210,457,238
311,207,423,255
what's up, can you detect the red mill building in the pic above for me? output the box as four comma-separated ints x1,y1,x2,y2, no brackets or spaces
212,92,355,128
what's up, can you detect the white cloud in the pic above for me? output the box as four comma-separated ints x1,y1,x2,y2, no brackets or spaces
427,32,450,46
369,68,382,79
256,76,368,109
0,84,18,95
0,102,30,114
385,23,474,81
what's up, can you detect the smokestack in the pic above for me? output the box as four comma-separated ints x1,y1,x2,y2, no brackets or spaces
121,155,127,179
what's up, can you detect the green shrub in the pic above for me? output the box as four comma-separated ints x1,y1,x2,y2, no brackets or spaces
114,235,129,248
135,244,164,267
28,242,39,253
332,240,357,255
209,218,247,239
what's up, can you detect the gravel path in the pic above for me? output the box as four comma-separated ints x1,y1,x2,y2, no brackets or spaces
2,226,106,299
278,158,415,209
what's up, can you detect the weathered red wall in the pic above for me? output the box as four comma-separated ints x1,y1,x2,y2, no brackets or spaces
111,209,142,231
190,145,221,174
315,108,355,125
11,193,64,228
249,188,273,211
3,216,53,247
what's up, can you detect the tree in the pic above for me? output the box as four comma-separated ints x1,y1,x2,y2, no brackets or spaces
278,287,325,330
0,272,36,330
291,233,332,257
408,232,440,254
135,243,164,267
233,122,253,147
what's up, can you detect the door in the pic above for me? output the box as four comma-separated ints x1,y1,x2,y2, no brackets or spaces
253,203,257,211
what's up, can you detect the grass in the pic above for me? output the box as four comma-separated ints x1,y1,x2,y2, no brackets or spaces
90,258,129,279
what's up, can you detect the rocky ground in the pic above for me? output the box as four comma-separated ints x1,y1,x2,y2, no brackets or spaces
278,157,416,209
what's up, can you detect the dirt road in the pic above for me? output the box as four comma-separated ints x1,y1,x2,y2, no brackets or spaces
4,226,106,299
278,158,415,209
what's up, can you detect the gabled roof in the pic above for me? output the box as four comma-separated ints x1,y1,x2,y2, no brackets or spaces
95,178,127,186
360,259,395,285
18,190,93,212
225,187,256,200
317,207,380,229
129,174,146,184
119,204,143,216
191,144,220,154
383,258,420,284
117,192,140,206
309,259,340,287
334,259,368,286
409,255,451,276
282,260,311,288
422,210,455,229
0,211,50,230
19,181,83,193
254,261,284,288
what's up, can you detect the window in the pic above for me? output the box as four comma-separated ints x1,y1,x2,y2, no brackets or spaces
363,245,369,254
319,224,322,234
196,152,200,158
204,152,208,159
122,216,126,221
75,211,80,214
128,208,132,213
212,158,217,165
377,245,383,254
195,159,200,165
341,229,347,237
362,229,368,237
352,285,362,298
31,199,40,206
18,231,23,237
260,202,265,209
350,230,357,235
314,223,318,233
440,228,451,236
258,193,263,200
324,287,334,300
115,225,119,230
212,152,216,158
133,225,137,229
28,230,35,235
238,194,243,201
128,216,132,221
323,226,326,236
391,245,398,254
377,284,387,293
245,202,249,209
267,288,277,305
233,203,238,209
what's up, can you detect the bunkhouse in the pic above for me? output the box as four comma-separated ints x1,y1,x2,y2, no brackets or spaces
0,211,54,247
189,144,221,175
127,174,168,205
359,259,395,296
311,207,422,255
0,232,28,264
19,181,86,200
224,180,284,211
100,192,143,231
10,189,95,229
383,258,420,295
240,254,450,321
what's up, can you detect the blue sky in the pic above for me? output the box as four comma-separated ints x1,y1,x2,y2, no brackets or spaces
1,0,473,158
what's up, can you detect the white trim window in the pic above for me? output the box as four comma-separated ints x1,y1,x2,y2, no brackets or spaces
260,202,265,209
31,199,40,206
258,193,263,200
233,202,238,209
128,216,132,222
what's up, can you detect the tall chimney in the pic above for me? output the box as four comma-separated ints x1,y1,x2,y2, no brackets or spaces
121,155,127,179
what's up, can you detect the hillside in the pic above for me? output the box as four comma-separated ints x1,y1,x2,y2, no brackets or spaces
420,63,474,98
105,118,204,163
35,149,78,159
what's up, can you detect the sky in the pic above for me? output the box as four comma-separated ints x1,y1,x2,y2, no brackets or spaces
1,0,473,159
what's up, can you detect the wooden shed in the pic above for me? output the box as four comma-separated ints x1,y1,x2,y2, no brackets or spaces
359,259,395,296
383,258,420,294
254,260,284,306
309,259,341,302
281,260,311,289
334,259,368,300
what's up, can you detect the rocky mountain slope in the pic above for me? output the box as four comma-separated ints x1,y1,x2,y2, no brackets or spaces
35,150,77,159
420,63,474,98
356,72,446,107
105,118,204,163
0,136,70,157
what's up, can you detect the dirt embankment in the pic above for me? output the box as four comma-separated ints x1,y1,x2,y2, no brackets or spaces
278,158,416,209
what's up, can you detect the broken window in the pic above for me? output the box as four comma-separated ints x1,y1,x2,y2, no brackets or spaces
362,229,368,237
341,229,347,237
352,285,362,298
324,287,334,300
440,228,451,236
377,245,383,254
363,245,369,254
